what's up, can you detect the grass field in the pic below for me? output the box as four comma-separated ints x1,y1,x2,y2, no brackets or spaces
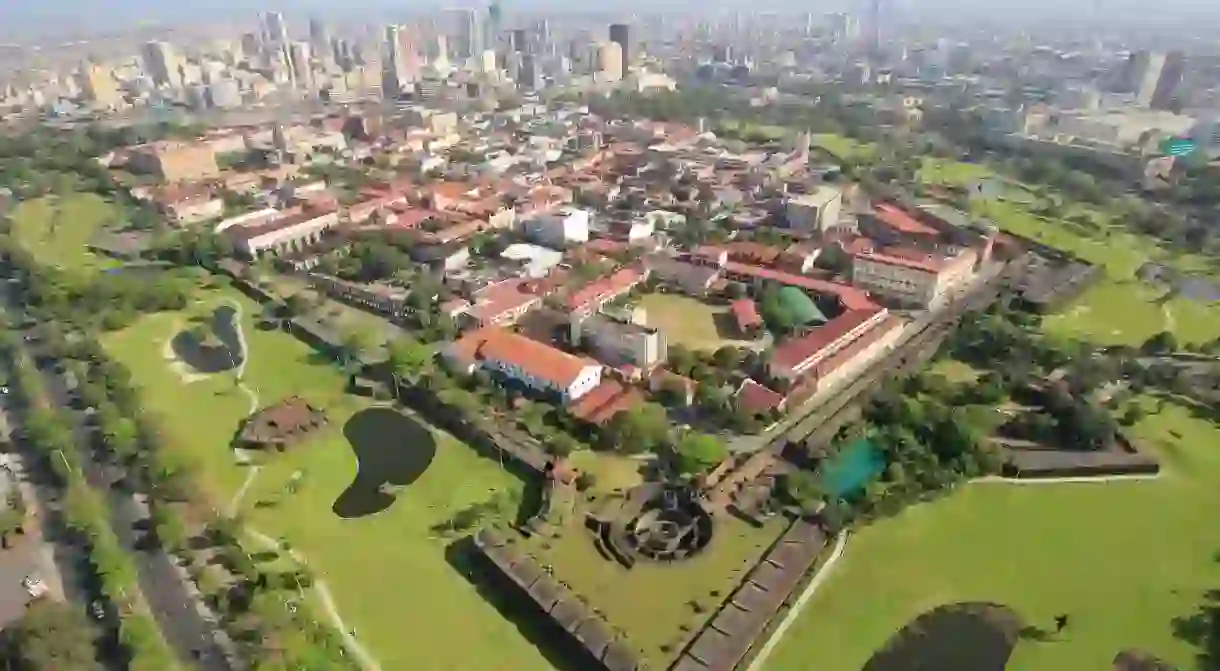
103,286,557,671
765,398,1220,671
1044,281,1220,347
522,507,782,667
811,133,878,161
9,193,118,274
638,292,756,352
918,158,996,187
928,358,981,385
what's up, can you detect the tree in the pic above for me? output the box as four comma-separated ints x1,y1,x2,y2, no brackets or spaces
0,598,98,671
283,293,311,317
339,328,375,366
386,338,433,381
1140,331,1178,356
712,346,742,371
601,403,671,454
673,432,728,476
0,507,24,549
780,470,825,515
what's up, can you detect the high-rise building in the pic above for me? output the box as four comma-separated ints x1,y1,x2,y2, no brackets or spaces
608,24,630,76
1150,51,1186,111
142,41,182,89
449,9,482,60
511,29,528,54
487,0,503,52
384,24,405,96
240,33,261,60
80,63,121,108
598,41,623,82
288,41,313,89
1135,52,1168,107
309,18,329,51
263,12,288,46
518,53,539,90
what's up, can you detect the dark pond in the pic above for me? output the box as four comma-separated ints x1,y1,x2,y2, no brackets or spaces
171,305,244,374
332,408,437,519
863,602,1021,671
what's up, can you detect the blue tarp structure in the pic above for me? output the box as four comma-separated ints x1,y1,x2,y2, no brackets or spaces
820,439,884,499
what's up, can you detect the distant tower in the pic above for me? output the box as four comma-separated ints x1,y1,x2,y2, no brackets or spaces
867,0,882,64
609,23,630,76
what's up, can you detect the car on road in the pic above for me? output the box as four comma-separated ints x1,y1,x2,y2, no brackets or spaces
90,600,105,620
21,575,47,599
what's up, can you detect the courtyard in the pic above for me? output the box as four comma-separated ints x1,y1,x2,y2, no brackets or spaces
517,487,784,667
102,284,559,671
763,398,1220,671
638,292,760,352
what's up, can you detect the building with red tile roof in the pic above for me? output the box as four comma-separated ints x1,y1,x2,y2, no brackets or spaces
565,266,649,316
466,280,544,328
443,328,604,403
735,379,786,416
851,246,978,308
768,304,889,381
730,299,763,334
568,379,646,426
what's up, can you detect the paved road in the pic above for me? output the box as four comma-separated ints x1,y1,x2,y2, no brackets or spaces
34,355,231,671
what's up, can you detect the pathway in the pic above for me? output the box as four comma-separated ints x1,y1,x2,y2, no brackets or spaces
744,532,849,671
1162,303,1176,334
220,303,380,671
245,530,383,671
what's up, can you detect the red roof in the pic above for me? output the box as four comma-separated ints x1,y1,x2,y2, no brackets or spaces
723,261,875,311
731,299,762,330
771,306,885,371
813,315,903,379
568,380,645,425
735,379,785,415
565,266,646,313
448,328,598,389
873,203,940,237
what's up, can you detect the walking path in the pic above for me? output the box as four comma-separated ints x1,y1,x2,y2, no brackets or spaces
245,529,382,671
1162,303,1176,333
745,532,849,671
973,472,1161,485
219,305,380,671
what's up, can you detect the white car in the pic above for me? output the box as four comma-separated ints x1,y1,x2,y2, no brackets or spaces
22,575,47,599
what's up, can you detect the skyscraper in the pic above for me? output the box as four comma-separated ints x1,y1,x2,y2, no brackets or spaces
384,24,405,96
80,63,121,108
449,9,482,60
263,12,288,46
1150,51,1186,111
608,24,630,76
309,18,329,51
487,0,503,53
288,42,313,89
1135,52,1168,108
142,41,181,89
598,41,623,82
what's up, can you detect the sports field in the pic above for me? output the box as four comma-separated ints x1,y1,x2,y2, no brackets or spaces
639,292,758,352
765,398,1220,671
103,286,557,671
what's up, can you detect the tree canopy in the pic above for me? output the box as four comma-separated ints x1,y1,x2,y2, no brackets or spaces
673,432,728,476
1,598,99,671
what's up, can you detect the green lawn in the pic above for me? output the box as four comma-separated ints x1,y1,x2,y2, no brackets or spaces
1044,281,1220,347
523,507,782,666
638,292,754,352
918,158,995,187
928,359,981,385
811,133,877,161
765,398,1220,671
103,286,557,671
9,193,118,274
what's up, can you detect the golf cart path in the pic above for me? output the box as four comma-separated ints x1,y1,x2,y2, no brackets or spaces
246,529,382,671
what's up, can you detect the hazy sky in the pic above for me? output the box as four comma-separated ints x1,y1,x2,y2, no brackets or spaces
3,0,1219,37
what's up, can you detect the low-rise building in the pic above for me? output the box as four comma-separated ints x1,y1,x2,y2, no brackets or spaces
309,274,410,317
785,185,843,233
152,184,223,224
225,206,339,259
768,306,891,382
128,141,220,183
851,246,977,308
525,207,591,247
444,327,604,403
574,313,666,370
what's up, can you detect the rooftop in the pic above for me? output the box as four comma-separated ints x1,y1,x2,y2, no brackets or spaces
448,328,599,390
770,306,884,371
871,203,941,237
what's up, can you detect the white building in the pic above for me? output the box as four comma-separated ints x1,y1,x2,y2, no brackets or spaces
575,313,666,370
227,208,339,258
851,247,977,308
785,186,843,233
444,327,604,403
525,207,590,247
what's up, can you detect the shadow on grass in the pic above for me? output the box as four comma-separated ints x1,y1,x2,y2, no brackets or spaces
442,535,592,671
332,407,437,519
862,602,1022,671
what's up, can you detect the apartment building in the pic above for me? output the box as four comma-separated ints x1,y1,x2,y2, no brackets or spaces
785,185,843,233
444,327,604,403
576,314,667,370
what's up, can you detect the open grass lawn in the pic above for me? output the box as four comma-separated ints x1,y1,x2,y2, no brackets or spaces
567,450,648,494
10,193,118,274
103,285,558,671
928,358,981,385
811,133,877,161
1045,281,1220,347
638,292,756,352
918,158,995,187
765,398,1220,671
523,509,783,666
